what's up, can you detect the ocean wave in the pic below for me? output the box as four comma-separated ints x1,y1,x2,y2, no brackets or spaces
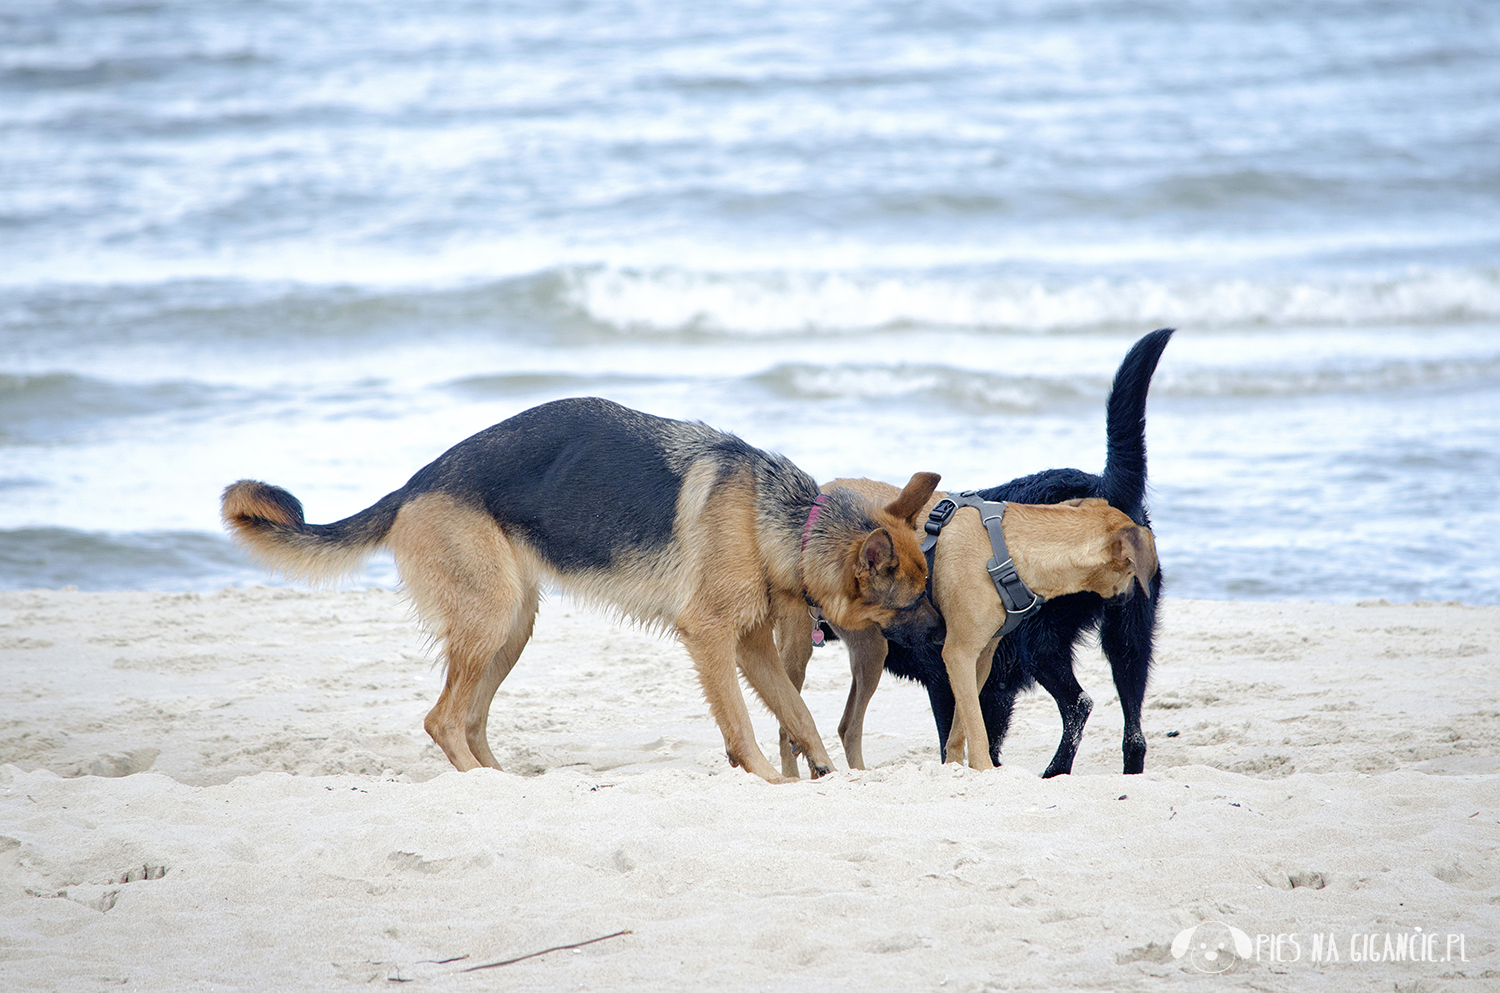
0,50,265,93
564,265,1500,336
444,370,666,398
753,364,1091,415
8,264,1500,362
0,527,398,592
1165,356,1500,399
755,351,1500,414
0,273,597,351
0,529,255,592
0,372,239,444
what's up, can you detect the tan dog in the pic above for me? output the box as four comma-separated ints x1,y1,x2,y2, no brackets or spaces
779,478,1155,773
222,397,942,783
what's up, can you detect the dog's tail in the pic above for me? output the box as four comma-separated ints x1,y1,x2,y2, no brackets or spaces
1101,327,1174,513
221,480,404,585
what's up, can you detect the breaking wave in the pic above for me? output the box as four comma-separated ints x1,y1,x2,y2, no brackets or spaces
563,265,1500,336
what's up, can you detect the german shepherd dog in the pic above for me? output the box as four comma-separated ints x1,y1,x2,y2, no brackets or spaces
781,328,1172,777
221,397,942,783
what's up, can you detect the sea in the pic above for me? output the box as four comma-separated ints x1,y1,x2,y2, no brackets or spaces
2,0,1498,602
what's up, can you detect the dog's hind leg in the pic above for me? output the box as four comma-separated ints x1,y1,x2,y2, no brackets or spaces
1101,582,1159,774
423,609,525,772
737,620,836,778
464,586,540,770
1031,661,1093,779
1014,598,1097,777
390,494,534,772
835,624,887,771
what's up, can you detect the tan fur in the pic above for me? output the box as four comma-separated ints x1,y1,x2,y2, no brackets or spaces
778,481,1156,775
801,472,940,633
222,460,940,784
220,481,375,584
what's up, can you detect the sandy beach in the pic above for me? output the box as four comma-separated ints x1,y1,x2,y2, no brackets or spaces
1,587,1497,991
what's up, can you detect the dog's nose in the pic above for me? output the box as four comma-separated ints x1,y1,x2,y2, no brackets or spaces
918,600,945,645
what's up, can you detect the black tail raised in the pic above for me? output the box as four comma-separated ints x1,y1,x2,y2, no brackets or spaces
1102,327,1174,516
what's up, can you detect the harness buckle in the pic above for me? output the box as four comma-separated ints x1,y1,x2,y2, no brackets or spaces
987,556,1036,611
923,498,957,536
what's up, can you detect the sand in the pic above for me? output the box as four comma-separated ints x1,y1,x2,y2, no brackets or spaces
1,587,1496,991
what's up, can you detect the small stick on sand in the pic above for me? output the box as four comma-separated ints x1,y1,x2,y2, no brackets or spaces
460,930,633,972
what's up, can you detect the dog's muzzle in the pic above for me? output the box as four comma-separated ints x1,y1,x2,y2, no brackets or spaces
880,592,945,647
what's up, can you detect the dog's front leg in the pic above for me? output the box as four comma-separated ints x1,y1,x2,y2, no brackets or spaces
836,624,888,771
738,620,836,779
928,514,1009,770
941,634,1001,770
774,605,816,778
680,625,788,782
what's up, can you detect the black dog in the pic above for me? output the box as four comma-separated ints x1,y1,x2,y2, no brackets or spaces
881,328,1173,776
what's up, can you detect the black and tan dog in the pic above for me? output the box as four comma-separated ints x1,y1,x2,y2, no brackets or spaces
779,485,1154,773
779,328,1173,776
893,328,1172,777
221,397,941,783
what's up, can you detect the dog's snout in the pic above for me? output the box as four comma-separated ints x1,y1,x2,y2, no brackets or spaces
881,593,945,648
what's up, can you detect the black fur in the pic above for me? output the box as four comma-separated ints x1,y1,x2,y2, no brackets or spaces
884,328,1173,776
400,398,697,571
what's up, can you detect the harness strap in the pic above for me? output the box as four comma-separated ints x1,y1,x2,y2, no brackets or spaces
920,491,1044,639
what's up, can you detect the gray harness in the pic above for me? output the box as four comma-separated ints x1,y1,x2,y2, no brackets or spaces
920,492,1045,639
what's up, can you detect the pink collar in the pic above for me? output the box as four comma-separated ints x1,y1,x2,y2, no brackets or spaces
801,494,830,551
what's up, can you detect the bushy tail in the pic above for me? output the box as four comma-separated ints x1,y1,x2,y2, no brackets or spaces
220,480,403,585
1101,328,1174,513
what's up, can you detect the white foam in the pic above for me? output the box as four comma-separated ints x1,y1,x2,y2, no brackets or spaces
566,264,1500,335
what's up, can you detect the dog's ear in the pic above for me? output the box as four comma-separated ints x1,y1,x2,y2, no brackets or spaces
859,527,898,577
884,471,941,526
1111,525,1158,597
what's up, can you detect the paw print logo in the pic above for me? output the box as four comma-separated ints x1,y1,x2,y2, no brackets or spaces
1171,921,1253,974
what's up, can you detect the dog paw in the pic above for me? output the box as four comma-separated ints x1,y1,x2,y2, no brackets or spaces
809,762,833,779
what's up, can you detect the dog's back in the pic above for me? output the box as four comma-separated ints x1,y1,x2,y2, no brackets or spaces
226,397,823,626
402,398,702,571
